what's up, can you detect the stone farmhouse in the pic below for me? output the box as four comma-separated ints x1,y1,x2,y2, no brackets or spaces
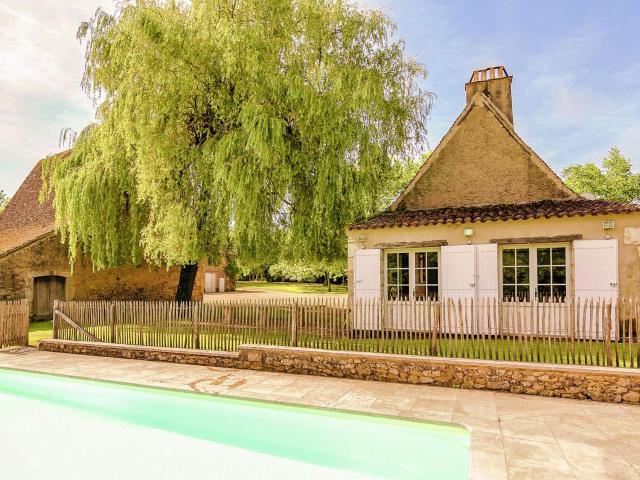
348,66,640,306
0,155,231,321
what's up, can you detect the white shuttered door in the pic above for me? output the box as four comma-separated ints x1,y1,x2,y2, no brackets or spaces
441,244,498,335
354,249,381,299
354,249,381,329
441,244,499,301
573,239,618,338
475,244,499,300
475,243,499,335
441,245,476,300
573,239,618,301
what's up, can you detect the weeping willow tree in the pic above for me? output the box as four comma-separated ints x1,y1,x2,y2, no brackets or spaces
43,0,431,300
0,190,9,213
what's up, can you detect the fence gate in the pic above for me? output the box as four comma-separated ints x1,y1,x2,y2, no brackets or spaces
0,300,29,348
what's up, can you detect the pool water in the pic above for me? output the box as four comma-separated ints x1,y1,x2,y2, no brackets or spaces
0,368,469,479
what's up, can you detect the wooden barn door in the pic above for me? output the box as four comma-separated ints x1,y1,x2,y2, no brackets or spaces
32,276,66,321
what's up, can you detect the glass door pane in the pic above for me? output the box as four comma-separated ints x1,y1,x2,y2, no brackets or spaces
387,252,410,300
502,248,530,301
537,247,567,301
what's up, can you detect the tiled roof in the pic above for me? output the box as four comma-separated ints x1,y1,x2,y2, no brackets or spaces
0,153,68,255
349,199,640,230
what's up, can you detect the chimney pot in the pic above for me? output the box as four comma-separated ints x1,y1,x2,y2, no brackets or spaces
465,66,513,124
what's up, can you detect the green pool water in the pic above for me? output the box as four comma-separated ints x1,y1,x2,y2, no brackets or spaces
0,368,469,479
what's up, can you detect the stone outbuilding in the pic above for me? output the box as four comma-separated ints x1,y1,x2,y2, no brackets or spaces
348,66,640,305
0,156,231,321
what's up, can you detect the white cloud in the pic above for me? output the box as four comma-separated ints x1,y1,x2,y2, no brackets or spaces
2,0,638,194
0,0,111,195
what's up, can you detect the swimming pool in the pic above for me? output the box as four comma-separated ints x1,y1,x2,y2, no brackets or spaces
0,368,469,479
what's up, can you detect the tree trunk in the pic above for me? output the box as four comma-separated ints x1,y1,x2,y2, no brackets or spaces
325,270,332,292
176,264,199,301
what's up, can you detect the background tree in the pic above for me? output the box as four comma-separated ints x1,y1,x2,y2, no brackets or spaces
562,148,640,202
0,190,9,213
44,0,431,300
238,152,426,290
374,153,426,212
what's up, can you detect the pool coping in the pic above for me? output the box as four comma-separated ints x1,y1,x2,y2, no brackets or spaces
0,362,471,435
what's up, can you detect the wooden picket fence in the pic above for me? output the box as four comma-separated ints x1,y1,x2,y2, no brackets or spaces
53,297,640,368
0,300,29,348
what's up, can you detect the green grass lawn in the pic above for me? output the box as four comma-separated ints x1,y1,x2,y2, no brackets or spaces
237,281,347,295
29,320,53,347
50,318,639,368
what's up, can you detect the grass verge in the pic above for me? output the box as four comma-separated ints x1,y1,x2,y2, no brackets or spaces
237,281,347,295
29,320,53,347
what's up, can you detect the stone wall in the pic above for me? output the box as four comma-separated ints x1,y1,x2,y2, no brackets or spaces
0,234,231,312
397,101,574,211
39,340,640,404
241,346,640,404
39,340,241,367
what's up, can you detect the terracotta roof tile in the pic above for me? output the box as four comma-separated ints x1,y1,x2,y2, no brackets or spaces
349,199,640,230
0,153,68,255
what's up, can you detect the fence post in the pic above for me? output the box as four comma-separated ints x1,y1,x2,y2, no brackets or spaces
605,300,613,367
109,303,116,343
290,301,299,347
22,300,29,346
430,301,439,356
192,302,200,350
52,300,59,340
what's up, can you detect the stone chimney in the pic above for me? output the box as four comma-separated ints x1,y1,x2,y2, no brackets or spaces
465,66,513,124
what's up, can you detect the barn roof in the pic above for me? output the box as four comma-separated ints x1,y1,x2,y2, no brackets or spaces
349,198,640,230
0,152,68,256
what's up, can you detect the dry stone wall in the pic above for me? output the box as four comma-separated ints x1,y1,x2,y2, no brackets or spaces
0,234,232,309
241,346,640,404
39,340,640,404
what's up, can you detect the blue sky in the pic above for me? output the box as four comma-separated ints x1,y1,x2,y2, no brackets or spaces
1,0,639,195
361,0,640,169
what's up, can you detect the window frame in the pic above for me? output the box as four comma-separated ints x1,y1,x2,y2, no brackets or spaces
498,242,571,302
384,247,441,301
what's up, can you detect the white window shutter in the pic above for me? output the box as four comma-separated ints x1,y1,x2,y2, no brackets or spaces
441,245,476,300
573,239,618,301
475,243,499,301
354,249,381,300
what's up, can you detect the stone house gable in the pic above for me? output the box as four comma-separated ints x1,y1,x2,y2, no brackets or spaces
392,91,578,211
0,152,232,313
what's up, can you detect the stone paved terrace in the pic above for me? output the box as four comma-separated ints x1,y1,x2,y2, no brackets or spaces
1,348,638,480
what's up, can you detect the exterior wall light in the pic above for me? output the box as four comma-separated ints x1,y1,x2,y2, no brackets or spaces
357,234,367,242
603,220,614,240
463,227,474,244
